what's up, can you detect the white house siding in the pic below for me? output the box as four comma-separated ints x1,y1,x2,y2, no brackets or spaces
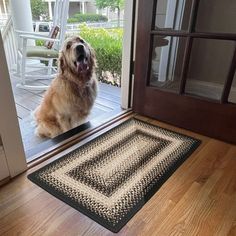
69,2,81,16
86,2,96,14
44,0,124,20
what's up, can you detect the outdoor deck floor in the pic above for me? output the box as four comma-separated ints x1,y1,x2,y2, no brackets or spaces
10,76,122,160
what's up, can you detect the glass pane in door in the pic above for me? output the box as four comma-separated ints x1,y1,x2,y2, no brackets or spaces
195,0,236,33
185,38,235,100
154,0,193,31
150,36,186,93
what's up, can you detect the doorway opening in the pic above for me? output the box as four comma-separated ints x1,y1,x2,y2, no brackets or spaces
1,0,134,162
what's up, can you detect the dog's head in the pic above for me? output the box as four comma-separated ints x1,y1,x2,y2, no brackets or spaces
59,36,95,79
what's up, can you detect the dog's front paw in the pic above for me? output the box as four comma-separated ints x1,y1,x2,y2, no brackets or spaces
35,124,61,139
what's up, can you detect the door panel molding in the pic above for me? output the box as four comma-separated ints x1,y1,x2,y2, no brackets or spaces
141,87,236,143
121,0,136,109
133,0,154,112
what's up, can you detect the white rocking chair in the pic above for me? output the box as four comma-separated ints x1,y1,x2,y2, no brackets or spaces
14,0,69,90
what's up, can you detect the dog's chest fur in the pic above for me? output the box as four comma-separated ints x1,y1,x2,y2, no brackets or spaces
56,77,97,116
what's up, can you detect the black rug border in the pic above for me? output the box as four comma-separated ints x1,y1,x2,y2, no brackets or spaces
27,118,201,233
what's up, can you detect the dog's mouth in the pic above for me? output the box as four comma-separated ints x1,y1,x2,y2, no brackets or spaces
74,55,89,73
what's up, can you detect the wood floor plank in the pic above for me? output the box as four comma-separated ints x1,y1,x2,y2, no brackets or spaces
227,221,236,236
145,171,222,236
0,191,55,235
0,184,42,219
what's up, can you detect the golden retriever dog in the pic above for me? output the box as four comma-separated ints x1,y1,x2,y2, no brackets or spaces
34,36,97,138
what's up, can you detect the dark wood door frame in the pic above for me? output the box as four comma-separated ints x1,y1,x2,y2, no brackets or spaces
133,0,236,144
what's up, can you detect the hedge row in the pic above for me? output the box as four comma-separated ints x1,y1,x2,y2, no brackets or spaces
68,13,108,23
78,25,123,86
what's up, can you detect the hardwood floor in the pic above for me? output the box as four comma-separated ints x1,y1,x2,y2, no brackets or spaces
10,75,122,159
0,115,236,236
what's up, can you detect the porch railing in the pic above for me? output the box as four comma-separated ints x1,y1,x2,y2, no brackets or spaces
0,13,9,29
1,16,17,71
1,18,123,70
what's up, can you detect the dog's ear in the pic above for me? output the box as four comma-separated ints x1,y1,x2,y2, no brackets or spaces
59,52,65,74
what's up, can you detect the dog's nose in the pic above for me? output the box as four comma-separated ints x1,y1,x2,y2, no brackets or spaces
76,44,85,54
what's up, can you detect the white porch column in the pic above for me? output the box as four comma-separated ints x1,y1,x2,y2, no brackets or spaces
48,0,53,20
106,7,110,21
10,0,33,32
3,0,7,14
82,1,85,14
10,0,34,45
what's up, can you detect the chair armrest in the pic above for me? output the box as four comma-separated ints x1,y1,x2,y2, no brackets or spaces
15,30,49,38
19,34,60,42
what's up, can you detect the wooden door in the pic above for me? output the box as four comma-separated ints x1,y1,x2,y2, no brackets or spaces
0,32,27,177
133,0,236,143
0,144,10,181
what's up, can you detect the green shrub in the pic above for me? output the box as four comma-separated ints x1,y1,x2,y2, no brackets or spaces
68,14,108,23
36,39,45,46
77,24,123,86
67,18,78,23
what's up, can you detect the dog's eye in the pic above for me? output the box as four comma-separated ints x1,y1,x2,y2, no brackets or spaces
80,39,84,44
66,44,71,50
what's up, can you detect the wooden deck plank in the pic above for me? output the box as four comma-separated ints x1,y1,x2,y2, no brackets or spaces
14,94,39,112
97,93,121,105
14,90,43,103
98,83,121,97
15,104,30,120
89,105,110,118
95,97,121,109
93,102,113,112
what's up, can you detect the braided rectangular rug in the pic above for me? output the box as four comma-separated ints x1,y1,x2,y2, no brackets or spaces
28,118,201,233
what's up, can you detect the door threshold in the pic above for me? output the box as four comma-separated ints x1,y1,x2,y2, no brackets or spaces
0,176,11,187
27,109,133,169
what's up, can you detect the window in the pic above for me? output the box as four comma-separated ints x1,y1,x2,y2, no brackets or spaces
39,24,50,32
150,0,236,103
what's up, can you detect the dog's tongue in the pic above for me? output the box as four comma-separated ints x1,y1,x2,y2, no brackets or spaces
76,59,88,73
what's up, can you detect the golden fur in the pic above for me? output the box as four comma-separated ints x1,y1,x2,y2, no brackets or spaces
34,36,97,138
